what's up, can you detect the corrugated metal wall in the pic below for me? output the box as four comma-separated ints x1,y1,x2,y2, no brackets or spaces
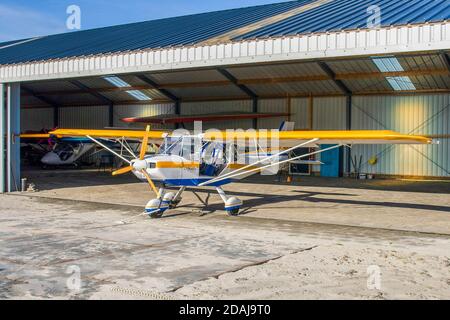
290,98,309,130
313,97,347,130
58,106,110,164
21,108,54,131
113,103,175,130
352,94,449,177
59,106,109,129
181,100,253,130
257,99,289,129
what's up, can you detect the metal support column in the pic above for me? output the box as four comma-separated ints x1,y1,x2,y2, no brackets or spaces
0,84,5,193
53,106,59,128
7,83,20,192
252,98,258,129
346,94,352,175
216,68,259,129
317,61,353,176
174,100,181,129
108,103,114,127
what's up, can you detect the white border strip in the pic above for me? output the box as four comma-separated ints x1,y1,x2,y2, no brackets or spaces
1,22,449,83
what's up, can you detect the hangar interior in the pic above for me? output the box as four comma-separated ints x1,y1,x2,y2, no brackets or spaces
1,0,449,192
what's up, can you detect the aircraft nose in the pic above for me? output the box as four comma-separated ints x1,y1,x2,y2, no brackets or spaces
132,159,148,171
41,152,59,165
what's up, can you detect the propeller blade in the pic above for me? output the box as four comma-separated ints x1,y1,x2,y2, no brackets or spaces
139,125,151,160
112,166,133,176
141,169,159,196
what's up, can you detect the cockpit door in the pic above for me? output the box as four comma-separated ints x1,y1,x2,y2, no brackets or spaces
180,137,200,182
200,141,225,177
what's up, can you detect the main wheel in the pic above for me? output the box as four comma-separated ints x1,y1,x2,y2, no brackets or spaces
169,199,181,209
148,210,164,219
227,208,240,216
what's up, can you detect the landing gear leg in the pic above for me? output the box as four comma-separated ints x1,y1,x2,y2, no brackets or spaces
216,187,242,216
169,187,185,209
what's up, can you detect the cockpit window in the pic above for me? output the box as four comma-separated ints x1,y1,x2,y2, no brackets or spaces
159,137,200,160
54,143,75,161
159,137,182,156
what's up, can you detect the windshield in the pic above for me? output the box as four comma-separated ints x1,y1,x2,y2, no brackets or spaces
159,137,182,156
53,143,75,161
158,136,200,161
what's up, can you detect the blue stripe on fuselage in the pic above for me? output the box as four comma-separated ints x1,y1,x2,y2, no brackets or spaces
60,137,93,143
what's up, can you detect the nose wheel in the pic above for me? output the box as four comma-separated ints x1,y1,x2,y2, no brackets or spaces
145,187,186,219
145,198,169,219
148,210,165,219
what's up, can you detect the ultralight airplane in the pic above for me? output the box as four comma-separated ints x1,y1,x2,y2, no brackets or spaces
22,125,434,218
21,129,100,167
21,131,149,168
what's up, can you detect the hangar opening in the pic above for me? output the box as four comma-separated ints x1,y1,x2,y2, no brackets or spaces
1,0,449,193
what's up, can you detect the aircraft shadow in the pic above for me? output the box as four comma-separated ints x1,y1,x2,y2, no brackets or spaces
177,189,450,216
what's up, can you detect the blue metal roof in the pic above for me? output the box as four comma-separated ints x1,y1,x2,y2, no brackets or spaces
0,0,313,65
235,0,450,40
0,40,26,48
0,0,448,66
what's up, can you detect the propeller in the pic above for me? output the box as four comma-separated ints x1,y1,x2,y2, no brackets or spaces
111,125,159,196
111,166,133,176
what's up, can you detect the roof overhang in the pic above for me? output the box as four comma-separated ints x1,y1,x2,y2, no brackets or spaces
1,21,449,84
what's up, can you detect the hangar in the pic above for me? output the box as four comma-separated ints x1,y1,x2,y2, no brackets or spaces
0,0,449,192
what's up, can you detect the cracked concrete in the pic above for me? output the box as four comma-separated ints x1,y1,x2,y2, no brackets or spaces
1,172,449,299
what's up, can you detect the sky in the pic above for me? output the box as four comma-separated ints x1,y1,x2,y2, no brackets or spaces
0,0,284,42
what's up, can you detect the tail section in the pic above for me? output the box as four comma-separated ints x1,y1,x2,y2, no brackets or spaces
279,121,295,131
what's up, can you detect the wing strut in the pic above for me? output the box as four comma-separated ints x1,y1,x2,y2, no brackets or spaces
200,143,344,187
86,135,132,165
199,138,319,187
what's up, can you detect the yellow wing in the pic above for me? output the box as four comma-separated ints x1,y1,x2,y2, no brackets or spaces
203,130,432,146
20,133,51,139
20,128,432,146
21,128,167,141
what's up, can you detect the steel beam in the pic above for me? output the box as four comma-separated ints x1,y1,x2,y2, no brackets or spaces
20,69,449,97
22,86,60,128
0,84,5,193
53,107,59,128
69,80,114,105
109,104,114,127
135,75,181,128
442,52,450,72
252,98,258,129
21,86,58,107
346,94,352,175
217,68,258,99
317,61,352,96
6,83,20,192
70,80,114,127
318,61,353,176
217,68,259,128
136,75,179,102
